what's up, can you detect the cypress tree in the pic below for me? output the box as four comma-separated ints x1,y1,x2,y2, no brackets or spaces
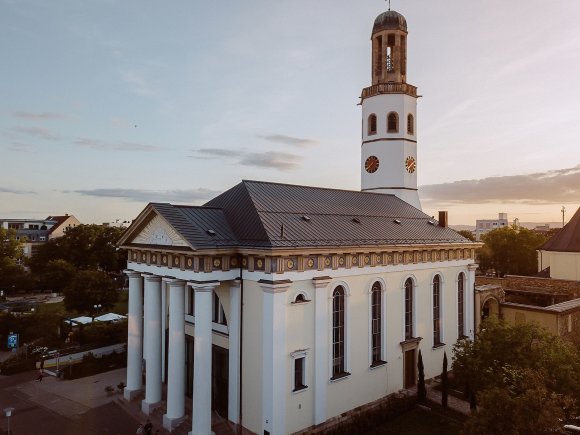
417,349,426,401
442,352,449,410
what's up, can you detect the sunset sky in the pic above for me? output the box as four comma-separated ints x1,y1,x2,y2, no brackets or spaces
1,0,579,226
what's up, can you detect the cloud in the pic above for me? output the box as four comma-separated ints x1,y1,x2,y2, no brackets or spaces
421,165,580,205
120,70,157,97
74,188,220,203
191,148,303,171
0,187,35,194
258,134,317,147
74,138,162,152
11,127,61,141
240,151,302,170
12,111,64,120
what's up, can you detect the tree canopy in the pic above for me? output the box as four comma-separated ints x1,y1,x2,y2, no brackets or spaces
477,226,547,276
453,319,579,433
0,228,31,292
63,270,119,313
29,224,126,277
457,230,476,242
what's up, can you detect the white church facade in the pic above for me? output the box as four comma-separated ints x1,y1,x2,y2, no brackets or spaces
118,9,479,435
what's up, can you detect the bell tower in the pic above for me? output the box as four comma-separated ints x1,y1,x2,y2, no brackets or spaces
360,9,421,210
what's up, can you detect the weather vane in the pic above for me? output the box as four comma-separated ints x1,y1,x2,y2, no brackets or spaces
386,0,391,11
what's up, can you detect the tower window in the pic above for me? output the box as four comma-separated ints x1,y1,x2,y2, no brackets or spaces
407,114,414,135
368,114,377,135
375,36,383,77
387,112,399,133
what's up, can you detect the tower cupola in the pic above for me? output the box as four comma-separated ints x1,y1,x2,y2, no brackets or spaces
371,10,408,85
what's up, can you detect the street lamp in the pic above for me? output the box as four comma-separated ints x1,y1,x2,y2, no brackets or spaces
4,407,14,435
93,304,102,317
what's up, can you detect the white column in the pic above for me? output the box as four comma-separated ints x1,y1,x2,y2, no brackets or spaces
163,280,186,431
124,270,143,401
189,282,218,435
261,281,290,435
467,264,478,340
161,279,168,384
228,280,241,424
313,277,331,425
142,274,163,414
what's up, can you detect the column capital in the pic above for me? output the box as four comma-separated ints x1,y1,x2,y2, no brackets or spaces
143,274,162,282
188,280,220,292
259,279,292,294
229,279,242,289
166,278,186,287
124,269,142,278
312,276,332,289
468,263,479,272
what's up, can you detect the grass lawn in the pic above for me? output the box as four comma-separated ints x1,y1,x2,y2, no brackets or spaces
368,407,462,435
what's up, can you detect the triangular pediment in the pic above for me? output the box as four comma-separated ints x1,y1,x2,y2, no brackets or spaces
118,204,192,249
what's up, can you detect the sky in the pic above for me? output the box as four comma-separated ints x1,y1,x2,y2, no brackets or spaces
1,0,579,226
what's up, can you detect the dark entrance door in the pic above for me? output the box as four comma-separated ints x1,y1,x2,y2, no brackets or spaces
185,336,194,398
212,345,229,419
404,349,416,388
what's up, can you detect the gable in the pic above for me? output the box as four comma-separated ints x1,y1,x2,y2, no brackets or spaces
131,214,189,247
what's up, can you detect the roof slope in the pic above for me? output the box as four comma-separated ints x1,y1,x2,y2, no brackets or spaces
205,180,470,248
149,203,238,248
540,206,580,252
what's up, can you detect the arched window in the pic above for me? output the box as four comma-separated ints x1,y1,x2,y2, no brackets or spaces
433,275,442,345
387,112,399,133
457,272,465,337
370,282,383,365
407,114,414,135
332,286,346,378
368,114,377,135
404,278,414,340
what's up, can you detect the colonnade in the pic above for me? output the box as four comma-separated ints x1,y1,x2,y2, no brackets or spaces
123,270,240,435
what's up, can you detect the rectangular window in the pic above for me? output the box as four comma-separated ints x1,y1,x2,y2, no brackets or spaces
212,292,227,326
293,357,306,391
188,287,195,316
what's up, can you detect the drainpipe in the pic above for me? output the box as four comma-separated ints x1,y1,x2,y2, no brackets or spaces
238,255,244,434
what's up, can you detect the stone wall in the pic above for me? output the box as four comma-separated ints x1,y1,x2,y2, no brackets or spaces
476,275,580,298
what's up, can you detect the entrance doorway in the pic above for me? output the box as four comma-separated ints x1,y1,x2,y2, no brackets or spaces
403,349,416,389
212,345,229,419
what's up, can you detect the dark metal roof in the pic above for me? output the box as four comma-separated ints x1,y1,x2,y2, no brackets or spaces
373,10,407,34
540,206,580,252
204,180,471,249
150,203,238,248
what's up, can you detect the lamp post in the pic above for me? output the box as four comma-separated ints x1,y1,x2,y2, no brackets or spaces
4,407,14,435
93,303,102,318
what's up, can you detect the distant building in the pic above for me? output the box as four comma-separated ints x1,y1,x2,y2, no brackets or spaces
538,206,580,281
475,212,509,241
0,214,81,257
102,220,131,229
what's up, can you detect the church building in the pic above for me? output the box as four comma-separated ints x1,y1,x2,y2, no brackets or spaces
118,9,479,435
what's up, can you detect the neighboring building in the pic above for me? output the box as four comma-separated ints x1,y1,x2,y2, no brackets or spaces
0,214,80,257
475,276,580,342
475,212,509,241
117,9,480,435
538,206,580,281
102,220,131,229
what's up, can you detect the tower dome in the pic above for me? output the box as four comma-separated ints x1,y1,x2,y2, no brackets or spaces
372,10,407,34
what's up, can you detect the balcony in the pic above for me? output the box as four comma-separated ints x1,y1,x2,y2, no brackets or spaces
361,82,418,99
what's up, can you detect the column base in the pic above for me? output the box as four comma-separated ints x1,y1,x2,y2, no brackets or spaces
141,399,162,415
163,414,185,432
124,387,142,401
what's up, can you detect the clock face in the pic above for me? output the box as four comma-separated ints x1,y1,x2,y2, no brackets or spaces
405,156,416,173
365,155,380,173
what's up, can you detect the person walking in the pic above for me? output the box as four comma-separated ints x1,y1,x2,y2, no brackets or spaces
36,368,44,382
144,419,152,435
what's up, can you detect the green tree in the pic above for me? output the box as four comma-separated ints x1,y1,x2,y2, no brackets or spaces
441,351,449,410
462,368,576,435
0,228,33,293
63,270,119,314
457,230,476,242
41,259,76,292
417,349,426,401
477,226,547,276
30,225,126,276
453,318,580,428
